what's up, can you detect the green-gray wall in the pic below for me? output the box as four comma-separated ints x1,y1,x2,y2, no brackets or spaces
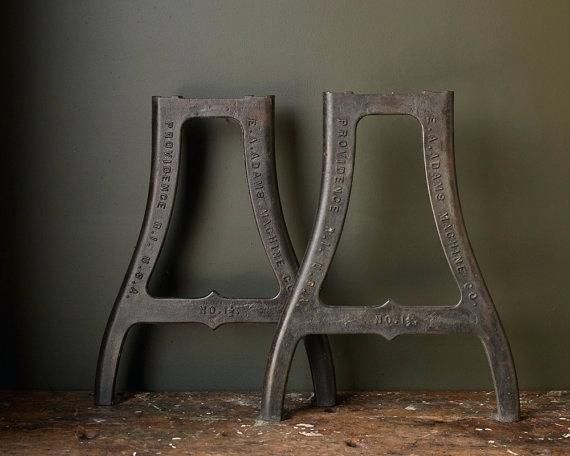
3,0,569,392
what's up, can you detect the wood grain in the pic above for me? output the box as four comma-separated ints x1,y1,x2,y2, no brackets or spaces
1,391,568,455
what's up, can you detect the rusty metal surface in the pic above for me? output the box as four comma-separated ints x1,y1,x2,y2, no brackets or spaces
261,92,519,423
95,96,335,407
1,391,567,455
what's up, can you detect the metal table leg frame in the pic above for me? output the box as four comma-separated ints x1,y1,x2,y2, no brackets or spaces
261,91,519,422
95,96,336,407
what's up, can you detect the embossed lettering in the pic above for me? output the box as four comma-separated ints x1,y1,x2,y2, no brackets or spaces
375,312,418,327
440,212,466,274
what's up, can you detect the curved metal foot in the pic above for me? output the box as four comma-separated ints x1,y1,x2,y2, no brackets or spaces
95,314,132,405
261,330,300,421
304,334,336,407
480,328,520,422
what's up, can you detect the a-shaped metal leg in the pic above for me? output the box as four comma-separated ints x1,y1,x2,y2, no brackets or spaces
95,96,335,407
261,91,519,422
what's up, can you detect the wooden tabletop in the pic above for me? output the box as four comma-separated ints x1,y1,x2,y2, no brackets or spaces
1,391,568,455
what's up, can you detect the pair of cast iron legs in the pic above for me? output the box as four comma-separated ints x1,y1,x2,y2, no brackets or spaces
96,92,520,423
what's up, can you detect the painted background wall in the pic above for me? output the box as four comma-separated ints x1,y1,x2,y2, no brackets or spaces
3,0,569,393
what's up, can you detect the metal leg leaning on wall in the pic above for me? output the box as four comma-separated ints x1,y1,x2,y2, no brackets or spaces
260,91,519,422
95,96,336,407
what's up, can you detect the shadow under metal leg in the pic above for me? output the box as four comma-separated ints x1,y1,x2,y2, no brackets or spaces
95,96,336,408
261,91,519,422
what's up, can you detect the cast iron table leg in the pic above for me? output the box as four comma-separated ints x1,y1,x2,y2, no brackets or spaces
95,96,336,408
261,91,519,422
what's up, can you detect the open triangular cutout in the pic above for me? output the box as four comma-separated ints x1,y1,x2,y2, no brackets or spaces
148,118,279,298
322,115,458,306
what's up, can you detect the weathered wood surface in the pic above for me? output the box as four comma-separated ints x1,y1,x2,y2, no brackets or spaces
0,391,568,455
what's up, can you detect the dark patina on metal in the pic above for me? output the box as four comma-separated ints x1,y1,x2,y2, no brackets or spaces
261,91,519,423
95,96,336,407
